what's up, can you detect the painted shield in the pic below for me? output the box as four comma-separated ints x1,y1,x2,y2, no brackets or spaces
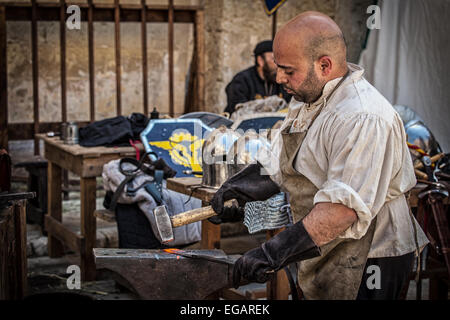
232,112,285,134
140,119,213,177
179,111,233,129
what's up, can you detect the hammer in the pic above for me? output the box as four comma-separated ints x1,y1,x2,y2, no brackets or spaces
153,200,235,243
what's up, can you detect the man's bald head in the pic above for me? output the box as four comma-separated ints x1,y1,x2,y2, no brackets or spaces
276,11,347,70
273,11,348,103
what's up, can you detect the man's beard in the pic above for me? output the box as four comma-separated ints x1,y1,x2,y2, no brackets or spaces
285,64,324,103
262,62,277,83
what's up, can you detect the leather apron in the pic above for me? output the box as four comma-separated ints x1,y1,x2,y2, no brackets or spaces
279,75,376,300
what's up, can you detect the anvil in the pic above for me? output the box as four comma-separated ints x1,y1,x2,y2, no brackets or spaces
93,248,240,300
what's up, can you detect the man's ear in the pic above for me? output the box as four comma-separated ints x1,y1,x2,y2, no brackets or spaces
317,56,332,76
256,55,265,68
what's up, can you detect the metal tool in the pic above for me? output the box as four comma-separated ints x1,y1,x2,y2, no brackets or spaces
93,248,237,300
182,170,203,175
163,248,235,265
0,192,36,208
163,248,275,275
153,199,236,243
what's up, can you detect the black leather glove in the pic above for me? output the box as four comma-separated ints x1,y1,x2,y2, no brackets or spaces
211,163,280,218
208,202,245,225
232,219,321,288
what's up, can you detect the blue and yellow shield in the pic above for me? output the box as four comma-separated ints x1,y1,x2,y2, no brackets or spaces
140,119,213,177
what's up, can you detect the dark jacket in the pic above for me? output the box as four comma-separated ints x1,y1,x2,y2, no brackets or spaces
224,66,291,115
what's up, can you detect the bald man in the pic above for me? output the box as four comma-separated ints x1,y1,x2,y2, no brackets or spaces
211,11,428,300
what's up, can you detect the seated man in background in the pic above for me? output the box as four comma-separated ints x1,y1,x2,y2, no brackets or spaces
224,40,291,115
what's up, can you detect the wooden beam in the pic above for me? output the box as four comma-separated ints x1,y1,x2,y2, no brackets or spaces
59,0,66,123
31,0,39,155
13,200,28,298
168,0,174,117
141,0,148,116
47,160,65,257
114,0,121,116
195,9,205,111
5,3,197,23
88,0,95,122
221,288,248,300
0,200,29,299
4,2,202,143
201,219,221,249
45,215,84,253
0,5,7,150
60,0,69,202
80,177,97,281
60,0,69,201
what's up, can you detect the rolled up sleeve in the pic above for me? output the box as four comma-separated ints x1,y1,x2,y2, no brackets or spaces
313,113,398,239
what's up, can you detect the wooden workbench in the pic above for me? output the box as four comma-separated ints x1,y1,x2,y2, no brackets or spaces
166,176,291,300
37,133,140,281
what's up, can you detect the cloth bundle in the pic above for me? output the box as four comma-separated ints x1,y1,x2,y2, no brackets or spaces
103,159,201,246
243,192,292,234
230,95,287,121
79,113,149,147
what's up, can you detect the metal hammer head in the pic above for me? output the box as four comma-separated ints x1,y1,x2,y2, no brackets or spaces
153,205,174,243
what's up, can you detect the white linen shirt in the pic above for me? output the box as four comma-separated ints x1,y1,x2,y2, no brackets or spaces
257,63,429,258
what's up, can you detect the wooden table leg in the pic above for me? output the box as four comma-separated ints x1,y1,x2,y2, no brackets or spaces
200,220,221,249
200,201,221,249
266,228,291,300
47,161,64,257
80,177,97,281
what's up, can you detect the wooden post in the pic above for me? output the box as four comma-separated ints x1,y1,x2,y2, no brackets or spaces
31,0,39,155
0,5,7,150
195,9,205,112
201,220,221,249
80,177,97,281
13,200,28,299
0,200,28,299
168,0,174,117
60,0,67,123
114,0,122,116
200,201,221,249
60,0,69,200
88,0,95,122
141,0,148,116
47,161,64,257
266,228,291,300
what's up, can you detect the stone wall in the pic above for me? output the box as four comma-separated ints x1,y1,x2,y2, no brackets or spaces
203,0,375,113
4,0,374,123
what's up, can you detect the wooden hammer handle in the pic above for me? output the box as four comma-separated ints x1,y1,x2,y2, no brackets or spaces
171,200,235,228
414,152,445,169
415,169,429,180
